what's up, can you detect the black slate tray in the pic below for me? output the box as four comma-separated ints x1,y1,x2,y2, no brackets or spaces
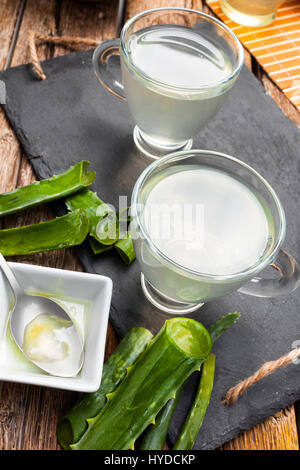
1,49,300,450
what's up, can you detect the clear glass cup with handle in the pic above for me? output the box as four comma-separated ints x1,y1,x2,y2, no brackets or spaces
221,1,285,27
92,8,244,159
130,149,300,315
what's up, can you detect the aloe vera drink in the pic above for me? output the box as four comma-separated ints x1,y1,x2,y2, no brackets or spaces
132,165,275,305
121,25,235,149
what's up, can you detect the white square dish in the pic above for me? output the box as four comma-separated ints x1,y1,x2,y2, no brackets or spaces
0,262,112,392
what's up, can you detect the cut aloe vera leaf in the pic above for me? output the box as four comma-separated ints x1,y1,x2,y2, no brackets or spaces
89,237,114,255
0,161,95,217
57,327,153,450
0,209,89,256
208,312,240,343
173,353,216,450
67,190,135,263
65,189,118,246
139,382,185,450
139,312,239,450
72,318,212,450
114,233,135,264
90,234,135,264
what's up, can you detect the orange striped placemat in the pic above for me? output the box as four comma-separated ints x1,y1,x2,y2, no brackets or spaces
206,0,300,111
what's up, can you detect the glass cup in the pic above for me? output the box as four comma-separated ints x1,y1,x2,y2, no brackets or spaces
93,8,244,159
130,149,300,315
221,1,285,27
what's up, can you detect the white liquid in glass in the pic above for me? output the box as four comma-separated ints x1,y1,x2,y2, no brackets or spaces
121,25,234,147
134,166,274,304
143,168,270,276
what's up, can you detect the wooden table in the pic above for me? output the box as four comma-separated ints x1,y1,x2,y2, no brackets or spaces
0,0,299,450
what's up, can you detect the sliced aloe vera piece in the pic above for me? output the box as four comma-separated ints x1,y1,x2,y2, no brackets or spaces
209,312,240,343
66,190,135,263
173,353,216,450
89,234,135,264
0,161,95,217
114,233,135,264
57,327,153,450
72,318,212,450
0,209,89,256
65,189,118,246
88,237,114,255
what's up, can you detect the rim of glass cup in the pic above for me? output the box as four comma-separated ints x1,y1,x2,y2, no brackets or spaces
131,149,286,282
120,7,244,93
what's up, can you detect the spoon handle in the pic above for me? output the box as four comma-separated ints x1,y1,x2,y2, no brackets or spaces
0,252,23,299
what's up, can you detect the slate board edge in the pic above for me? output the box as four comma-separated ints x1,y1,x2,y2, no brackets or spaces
2,47,300,160
195,389,300,449
1,52,95,171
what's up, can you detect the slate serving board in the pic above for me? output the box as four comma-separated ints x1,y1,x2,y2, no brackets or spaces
1,49,300,450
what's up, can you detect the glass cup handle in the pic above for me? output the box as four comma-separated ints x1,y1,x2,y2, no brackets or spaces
92,39,126,101
238,249,300,297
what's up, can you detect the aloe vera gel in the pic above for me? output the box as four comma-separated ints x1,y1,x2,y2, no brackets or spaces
23,314,73,363
0,295,89,375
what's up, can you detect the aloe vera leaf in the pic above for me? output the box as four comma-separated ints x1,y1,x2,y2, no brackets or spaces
57,327,153,450
89,232,135,264
139,312,240,450
118,206,131,223
0,161,95,217
65,189,118,246
173,353,216,450
67,190,135,263
208,312,240,343
72,318,212,450
0,209,89,256
139,382,185,450
89,237,114,255
114,233,135,264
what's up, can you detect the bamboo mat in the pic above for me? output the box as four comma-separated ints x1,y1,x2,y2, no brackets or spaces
207,0,300,111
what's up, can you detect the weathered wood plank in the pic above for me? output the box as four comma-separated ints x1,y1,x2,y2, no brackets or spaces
57,0,116,43
0,0,23,194
126,0,197,20
0,0,65,451
260,69,300,130
0,0,298,451
0,0,22,69
221,407,299,450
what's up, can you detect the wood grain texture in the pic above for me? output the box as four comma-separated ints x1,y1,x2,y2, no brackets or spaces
0,0,24,195
260,69,300,131
221,407,299,450
0,0,299,450
0,0,22,69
